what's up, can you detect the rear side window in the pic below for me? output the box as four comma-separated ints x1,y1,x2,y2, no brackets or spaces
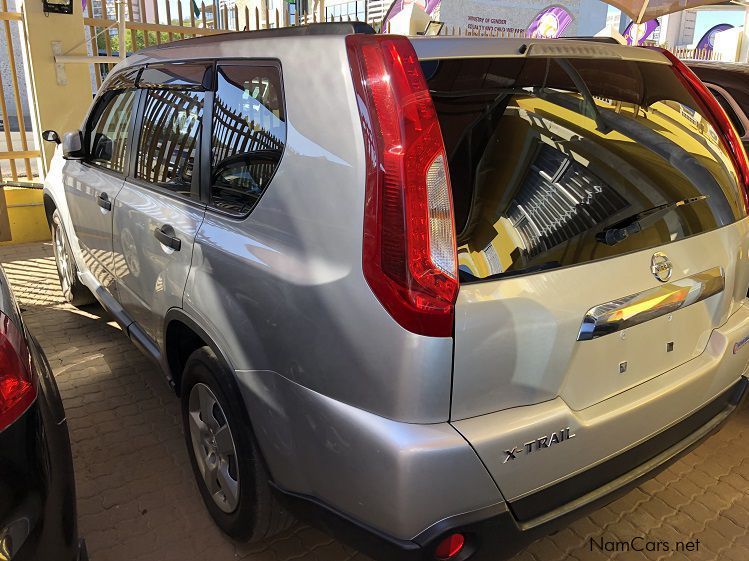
136,89,205,198
105,67,141,90
85,89,136,173
209,63,286,215
426,56,745,281
138,64,212,89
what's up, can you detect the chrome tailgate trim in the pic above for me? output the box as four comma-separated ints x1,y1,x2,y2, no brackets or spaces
578,266,725,341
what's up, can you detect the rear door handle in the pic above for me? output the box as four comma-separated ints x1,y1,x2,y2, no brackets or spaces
97,192,112,211
154,224,181,251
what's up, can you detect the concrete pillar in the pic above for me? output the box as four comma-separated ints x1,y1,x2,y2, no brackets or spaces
20,0,93,174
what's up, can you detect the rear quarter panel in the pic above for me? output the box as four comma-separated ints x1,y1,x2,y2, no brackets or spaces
183,36,454,424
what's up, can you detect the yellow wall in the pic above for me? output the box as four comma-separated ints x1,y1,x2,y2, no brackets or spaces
1,1,93,245
20,0,93,173
0,187,50,246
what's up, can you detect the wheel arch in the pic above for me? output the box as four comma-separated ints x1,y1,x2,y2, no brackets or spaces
43,192,57,227
164,308,271,481
163,308,238,397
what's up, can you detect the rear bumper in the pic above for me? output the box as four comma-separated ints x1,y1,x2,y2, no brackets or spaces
2,336,81,561
454,300,749,506
275,376,747,561
236,369,504,542
246,303,749,543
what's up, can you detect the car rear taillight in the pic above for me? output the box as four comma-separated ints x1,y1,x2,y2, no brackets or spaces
657,48,749,212
347,34,458,337
0,311,36,432
434,533,466,560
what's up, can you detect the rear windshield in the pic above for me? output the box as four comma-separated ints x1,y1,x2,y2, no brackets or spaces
424,56,744,282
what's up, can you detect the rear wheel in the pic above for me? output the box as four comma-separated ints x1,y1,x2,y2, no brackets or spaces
181,346,293,541
51,209,95,307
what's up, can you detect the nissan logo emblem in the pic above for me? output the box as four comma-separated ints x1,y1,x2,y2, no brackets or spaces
650,252,673,283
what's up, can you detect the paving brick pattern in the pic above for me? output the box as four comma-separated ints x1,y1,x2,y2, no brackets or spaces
3,240,749,561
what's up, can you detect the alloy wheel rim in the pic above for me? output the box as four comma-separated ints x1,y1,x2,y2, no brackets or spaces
53,222,73,294
188,383,240,513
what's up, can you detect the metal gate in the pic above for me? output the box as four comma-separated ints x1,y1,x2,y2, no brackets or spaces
0,0,40,184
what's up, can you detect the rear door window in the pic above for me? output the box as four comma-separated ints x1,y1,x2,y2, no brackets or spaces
209,63,286,216
426,56,744,281
136,89,204,198
134,64,212,199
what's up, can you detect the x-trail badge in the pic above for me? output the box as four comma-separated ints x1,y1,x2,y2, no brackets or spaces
503,428,576,463
651,252,673,282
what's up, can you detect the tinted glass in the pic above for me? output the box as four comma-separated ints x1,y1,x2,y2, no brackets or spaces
426,57,744,281
105,67,141,91
136,89,204,198
210,64,286,215
708,86,746,137
86,89,136,173
138,63,212,90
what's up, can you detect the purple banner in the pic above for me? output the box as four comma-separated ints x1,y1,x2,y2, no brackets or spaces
623,19,660,46
526,6,573,39
696,23,734,52
383,0,441,28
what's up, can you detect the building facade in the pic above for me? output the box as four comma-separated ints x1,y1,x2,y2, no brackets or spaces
659,9,698,47
398,0,609,37
324,0,388,25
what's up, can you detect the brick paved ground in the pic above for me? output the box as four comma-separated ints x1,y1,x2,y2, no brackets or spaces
3,240,749,561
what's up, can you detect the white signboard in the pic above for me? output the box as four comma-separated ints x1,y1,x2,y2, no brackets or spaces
439,0,582,36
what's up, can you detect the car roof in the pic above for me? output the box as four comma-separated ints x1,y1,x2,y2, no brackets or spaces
105,29,671,95
409,36,670,65
123,24,670,67
111,23,370,79
137,21,375,55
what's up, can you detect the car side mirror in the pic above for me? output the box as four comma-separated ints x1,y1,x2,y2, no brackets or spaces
62,131,85,160
42,130,61,144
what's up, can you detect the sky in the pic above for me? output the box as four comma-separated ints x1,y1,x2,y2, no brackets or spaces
606,3,745,41
693,9,746,39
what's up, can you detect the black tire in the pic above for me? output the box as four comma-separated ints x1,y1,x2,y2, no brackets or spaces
51,209,96,307
181,346,293,541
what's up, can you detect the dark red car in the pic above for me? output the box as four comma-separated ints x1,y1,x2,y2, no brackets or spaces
0,267,87,561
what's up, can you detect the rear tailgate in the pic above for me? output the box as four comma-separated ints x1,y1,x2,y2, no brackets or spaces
415,38,749,504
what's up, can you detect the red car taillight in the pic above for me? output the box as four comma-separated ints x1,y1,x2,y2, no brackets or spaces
434,533,466,560
0,311,36,432
656,48,749,212
347,34,458,338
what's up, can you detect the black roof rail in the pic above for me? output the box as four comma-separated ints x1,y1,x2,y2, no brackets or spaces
139,22,376,53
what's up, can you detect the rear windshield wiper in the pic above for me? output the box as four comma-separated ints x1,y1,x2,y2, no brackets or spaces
596,196,707,246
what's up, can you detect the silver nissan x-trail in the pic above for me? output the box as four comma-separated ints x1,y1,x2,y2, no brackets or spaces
42,23,749,561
